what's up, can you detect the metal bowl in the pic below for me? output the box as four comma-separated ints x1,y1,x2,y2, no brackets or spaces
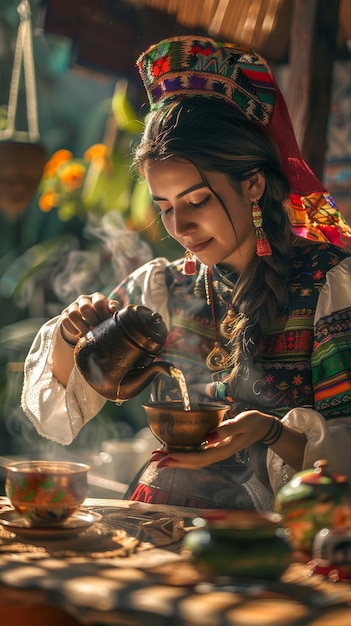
143,401,228,451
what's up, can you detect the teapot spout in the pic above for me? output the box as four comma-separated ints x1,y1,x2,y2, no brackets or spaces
117,361,174,401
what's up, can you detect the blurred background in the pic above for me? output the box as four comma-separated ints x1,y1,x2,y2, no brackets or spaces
0,0,350,495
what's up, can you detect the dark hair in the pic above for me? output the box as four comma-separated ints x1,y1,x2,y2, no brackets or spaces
133,97,293,374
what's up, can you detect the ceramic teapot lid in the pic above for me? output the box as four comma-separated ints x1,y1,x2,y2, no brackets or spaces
296,459,348,486
276,459,349,506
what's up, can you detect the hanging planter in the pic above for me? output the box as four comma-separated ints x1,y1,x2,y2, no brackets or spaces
0,140,46,218
0,0,46,218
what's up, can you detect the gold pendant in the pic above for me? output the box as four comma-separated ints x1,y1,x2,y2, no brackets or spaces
206,342,230,372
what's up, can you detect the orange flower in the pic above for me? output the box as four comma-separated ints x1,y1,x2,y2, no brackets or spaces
51,149,73,164
43,161,57,178
84,143,110,161
58,163,86,189
39,190,58,212
43,149,73,178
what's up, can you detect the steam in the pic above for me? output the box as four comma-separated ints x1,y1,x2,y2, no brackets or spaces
52,249,101,302
4,400,135,460
52,212,152,303
2,211,153,313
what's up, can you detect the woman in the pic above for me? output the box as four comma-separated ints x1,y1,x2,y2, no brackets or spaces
22,36,351,511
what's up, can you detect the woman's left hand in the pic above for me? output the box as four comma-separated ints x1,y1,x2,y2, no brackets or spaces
153,410,275,469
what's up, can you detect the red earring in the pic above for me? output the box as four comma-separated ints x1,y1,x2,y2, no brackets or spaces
251,200,272,257
182,250,197,275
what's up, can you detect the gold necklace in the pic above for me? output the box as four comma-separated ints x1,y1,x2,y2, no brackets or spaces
204,267,231,372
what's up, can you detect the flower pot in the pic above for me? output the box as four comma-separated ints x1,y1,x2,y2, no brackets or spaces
0,141,46,218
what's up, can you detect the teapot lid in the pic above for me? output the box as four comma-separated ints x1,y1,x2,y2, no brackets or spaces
276,459,348,506
297,459,348,486
118,304,168,355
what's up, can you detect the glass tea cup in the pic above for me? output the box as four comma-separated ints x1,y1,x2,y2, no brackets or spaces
5,460,90,525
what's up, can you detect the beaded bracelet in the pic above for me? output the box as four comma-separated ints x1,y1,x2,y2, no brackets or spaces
59,324,77,348
260,417,283,446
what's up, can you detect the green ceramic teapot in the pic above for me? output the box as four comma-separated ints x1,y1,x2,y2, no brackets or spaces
181,510,291,580
275,459,351,553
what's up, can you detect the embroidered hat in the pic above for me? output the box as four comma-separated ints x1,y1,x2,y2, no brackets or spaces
137,36,351,250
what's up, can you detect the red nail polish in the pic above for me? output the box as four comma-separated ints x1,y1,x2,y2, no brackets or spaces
206,430,219,443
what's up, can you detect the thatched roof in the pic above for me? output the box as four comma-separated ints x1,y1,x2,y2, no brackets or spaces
128,0,351,62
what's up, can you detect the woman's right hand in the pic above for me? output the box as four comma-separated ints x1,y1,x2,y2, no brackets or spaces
54,292,119,386
59,292,120,347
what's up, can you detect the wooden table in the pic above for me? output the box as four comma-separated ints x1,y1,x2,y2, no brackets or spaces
1,497,351,626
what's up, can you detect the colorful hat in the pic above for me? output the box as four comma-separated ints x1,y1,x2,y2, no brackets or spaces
137,36,351,250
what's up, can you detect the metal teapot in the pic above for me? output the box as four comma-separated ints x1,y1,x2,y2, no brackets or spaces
74,304,173,402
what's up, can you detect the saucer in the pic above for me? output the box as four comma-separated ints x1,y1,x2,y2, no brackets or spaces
0,508,101,539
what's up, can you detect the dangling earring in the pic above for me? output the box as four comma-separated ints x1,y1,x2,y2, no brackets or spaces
182,250,197,275
251,200,272,257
